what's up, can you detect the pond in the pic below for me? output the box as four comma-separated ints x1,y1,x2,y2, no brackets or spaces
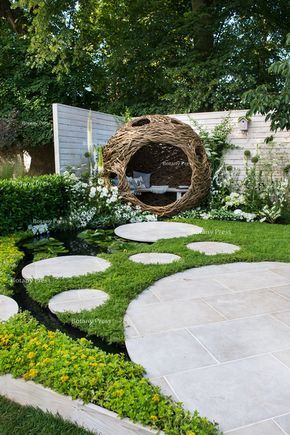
14,229,142,357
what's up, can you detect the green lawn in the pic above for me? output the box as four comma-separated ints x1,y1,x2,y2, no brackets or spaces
25,218,290,344
0,395,93,435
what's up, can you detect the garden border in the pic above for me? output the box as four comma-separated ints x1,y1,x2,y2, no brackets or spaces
0,374,156,435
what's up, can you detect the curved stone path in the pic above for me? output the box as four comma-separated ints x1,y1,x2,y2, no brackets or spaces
125,262,290,434
48,289,109,314
0,295,18,322
115,221,203,242
22,255,111,280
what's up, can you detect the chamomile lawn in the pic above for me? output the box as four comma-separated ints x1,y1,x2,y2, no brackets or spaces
21,218,290,344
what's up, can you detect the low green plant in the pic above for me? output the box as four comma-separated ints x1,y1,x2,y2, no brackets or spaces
0,157,26,179
24,219,290,344
78,229,140,253
0,235,24,296
0,313,219,435
190,116,235,176
23,237,68,261
243,151,289,220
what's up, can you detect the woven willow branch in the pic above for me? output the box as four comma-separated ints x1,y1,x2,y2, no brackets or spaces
103,115,211,216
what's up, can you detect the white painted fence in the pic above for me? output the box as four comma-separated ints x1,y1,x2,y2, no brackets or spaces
174,110,290,178
53,104,290,177
53,103,123,173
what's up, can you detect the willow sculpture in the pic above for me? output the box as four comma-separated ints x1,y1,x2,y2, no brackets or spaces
103,115,211,216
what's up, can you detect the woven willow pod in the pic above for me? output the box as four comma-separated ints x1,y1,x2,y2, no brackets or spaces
103,115,211,216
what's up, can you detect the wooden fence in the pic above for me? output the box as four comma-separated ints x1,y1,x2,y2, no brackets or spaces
53,104,289,177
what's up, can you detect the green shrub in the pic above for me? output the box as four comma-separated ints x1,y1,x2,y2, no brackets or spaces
0,175,70,234
0,235,24,296
0,313,219,435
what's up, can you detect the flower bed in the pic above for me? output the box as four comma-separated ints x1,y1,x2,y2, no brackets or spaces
0,313,219,435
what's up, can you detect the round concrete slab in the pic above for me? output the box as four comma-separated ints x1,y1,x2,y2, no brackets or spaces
125,261,290,433
187,241,240,255
115,222,203,243
129,253,181,265
0,295,18,321
22,255,111,280
48,289,109,314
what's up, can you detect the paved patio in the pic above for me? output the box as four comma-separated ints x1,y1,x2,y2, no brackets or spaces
125,262,290,433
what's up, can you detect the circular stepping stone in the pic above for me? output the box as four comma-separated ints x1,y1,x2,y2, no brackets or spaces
187,241,240,255
48,289,109,314
22,255,111,280
0,295,18,321
129,253,181,265
115,222,203,243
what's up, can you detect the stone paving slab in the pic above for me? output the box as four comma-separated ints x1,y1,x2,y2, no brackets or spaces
125,262,290,433
114,221,203,242
187,241,240,255
189,315,290,362
0,295,18,322
22,255,111,280
166,354,290,432
127,298,224,335
273,284,290,300
214,270,289,292
225,420,285,434
274,413,290,434
126,329,216,377
273,348,290,368
150,276,232,301
129,253,181,264
48,289,109,314
203,289,290,319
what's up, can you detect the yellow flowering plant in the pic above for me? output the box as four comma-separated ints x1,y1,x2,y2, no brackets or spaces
0,313,220,435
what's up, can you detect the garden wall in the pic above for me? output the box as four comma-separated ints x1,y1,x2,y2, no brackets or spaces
53,105,290,177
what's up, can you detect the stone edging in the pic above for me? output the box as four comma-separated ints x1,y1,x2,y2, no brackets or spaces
0,374,157,435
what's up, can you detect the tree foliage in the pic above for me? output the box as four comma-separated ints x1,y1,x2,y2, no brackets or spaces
243,34,290,131
0,0,289,149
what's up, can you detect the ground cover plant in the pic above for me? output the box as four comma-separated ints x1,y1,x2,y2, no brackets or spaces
1,217,290,434
0,235,24,296
23,219,290,344
0,313,219,435
0,395,93,435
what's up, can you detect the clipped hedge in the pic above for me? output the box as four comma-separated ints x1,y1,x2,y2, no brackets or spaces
0,313,220,435
0,176,70,234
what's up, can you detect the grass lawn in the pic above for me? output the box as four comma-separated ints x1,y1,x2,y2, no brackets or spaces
24,218,290,344
0,395,93,435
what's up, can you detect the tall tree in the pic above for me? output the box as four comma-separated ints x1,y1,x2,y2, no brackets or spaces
0,0,289,146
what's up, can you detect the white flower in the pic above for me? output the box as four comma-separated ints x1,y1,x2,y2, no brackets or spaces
28,223,49,235
89,187,96,198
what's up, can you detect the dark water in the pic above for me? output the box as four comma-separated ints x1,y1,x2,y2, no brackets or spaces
14,231,129,357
